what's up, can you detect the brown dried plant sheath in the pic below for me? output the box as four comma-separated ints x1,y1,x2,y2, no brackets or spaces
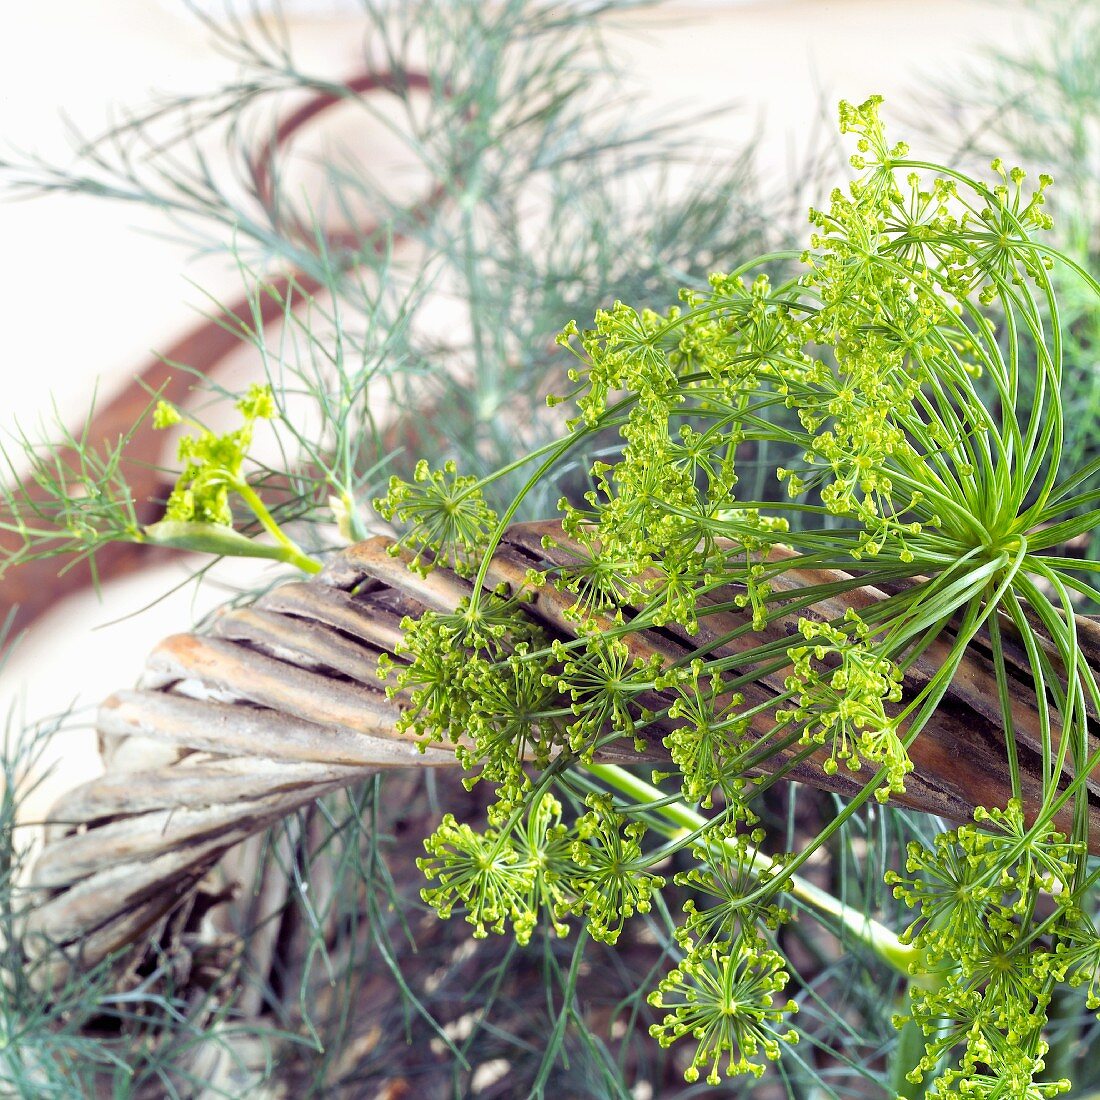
27,521,1100,989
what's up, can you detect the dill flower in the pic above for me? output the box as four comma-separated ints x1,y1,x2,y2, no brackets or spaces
418,814,536,941
886,832,1002,965
549,635,660,756
778,612,909,799
382,610,472,745
513,793,578,940
568,793,665,944
156,383,277,527
648,937,799,1084
1052,917,1100,1011
674,830,789,950
375,458,498,577
456,644,562,799
663,659,749,808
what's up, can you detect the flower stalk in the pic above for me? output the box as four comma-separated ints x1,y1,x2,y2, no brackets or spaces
585,761,922,979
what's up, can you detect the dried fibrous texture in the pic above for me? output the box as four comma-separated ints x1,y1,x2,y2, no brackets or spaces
28,521,1100,990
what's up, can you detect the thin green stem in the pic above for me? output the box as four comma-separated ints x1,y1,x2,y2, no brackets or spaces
584,763,922,981
233,478,322,574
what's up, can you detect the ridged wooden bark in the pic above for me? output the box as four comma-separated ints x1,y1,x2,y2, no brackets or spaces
28,521,1100,987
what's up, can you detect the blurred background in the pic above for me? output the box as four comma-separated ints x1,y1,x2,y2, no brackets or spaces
0,0,1060,811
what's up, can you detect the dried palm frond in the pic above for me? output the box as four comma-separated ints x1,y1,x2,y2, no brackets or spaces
29,520,1100,993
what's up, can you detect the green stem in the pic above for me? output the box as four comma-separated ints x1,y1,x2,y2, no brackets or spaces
233,479,322,574
584,762,921,980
